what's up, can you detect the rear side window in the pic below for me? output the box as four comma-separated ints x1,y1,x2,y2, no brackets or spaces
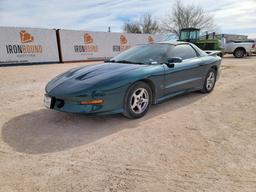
172,44,198,60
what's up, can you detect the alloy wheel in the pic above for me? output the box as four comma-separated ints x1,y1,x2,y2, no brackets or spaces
206,71,215,91
130,88,149,114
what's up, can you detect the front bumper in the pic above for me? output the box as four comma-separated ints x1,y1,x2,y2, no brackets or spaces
44,93,124,115
44,84,128,115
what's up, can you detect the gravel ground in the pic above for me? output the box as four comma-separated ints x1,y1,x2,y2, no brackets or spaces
0,56,256,192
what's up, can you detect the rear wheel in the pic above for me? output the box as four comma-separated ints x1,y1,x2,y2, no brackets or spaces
233,48,245,58
201,68,217,93
122,82,152,119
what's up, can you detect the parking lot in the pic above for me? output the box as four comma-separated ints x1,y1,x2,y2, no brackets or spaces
0,56,256,192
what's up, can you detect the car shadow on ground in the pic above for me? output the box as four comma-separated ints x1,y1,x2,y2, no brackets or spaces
2,92,206,154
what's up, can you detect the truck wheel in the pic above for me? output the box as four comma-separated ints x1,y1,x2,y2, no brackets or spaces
233,48,245,58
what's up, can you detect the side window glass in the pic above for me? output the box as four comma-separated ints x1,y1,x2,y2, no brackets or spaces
172,45,198,60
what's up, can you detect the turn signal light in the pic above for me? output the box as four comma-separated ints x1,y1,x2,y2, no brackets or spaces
80,99,104,105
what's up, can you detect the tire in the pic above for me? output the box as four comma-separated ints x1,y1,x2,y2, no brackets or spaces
233,48,245,58
122,81,152,119
201,68,217,93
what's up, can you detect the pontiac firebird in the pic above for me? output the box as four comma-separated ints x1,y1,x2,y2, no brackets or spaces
44,42,221,119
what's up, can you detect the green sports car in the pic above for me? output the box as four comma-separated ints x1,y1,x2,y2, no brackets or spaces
44,42,221,119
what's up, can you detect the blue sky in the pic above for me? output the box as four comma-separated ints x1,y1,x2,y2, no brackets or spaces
0,0,256,38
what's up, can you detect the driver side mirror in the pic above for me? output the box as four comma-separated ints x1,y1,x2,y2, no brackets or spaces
166,57,182,68
167,57,182,63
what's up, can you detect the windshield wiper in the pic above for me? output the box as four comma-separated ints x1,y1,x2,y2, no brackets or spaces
104,59,116,63
115,60,144,64
116,60,133,63
105,59,144,64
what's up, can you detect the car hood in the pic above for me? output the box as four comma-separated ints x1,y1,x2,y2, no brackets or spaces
46,62,146,96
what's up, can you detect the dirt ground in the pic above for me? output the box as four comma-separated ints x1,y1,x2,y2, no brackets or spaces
0,56,256,192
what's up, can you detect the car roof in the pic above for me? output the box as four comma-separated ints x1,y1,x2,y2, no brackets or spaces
154,41,207,57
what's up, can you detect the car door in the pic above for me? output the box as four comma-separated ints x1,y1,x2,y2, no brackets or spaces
164,44,205,95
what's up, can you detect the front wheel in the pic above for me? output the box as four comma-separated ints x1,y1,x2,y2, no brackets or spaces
201,69,217,93
122,82,152,119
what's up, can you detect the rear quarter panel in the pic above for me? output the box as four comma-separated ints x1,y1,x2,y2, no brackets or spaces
196,55,221,87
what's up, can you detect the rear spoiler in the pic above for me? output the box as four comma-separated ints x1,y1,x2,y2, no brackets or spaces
205,50,222,57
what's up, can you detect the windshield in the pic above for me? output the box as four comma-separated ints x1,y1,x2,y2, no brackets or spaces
110,44,172,65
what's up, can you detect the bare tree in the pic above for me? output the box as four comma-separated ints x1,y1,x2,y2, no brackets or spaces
140,14,159,34
123,14,159,34
123,21,141,34
162,0,215,36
